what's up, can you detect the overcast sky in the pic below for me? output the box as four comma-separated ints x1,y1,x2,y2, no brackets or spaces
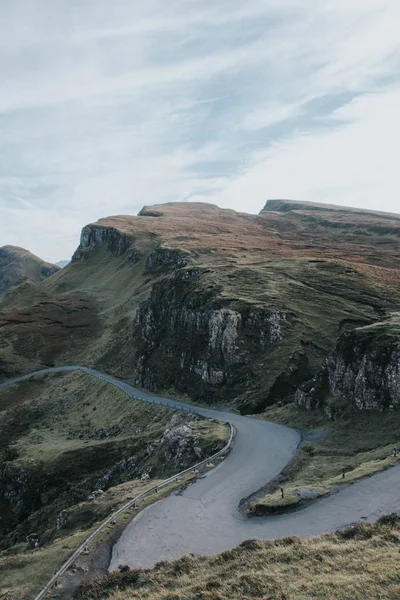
1,0,400,262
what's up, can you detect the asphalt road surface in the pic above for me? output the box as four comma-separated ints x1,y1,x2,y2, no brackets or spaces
1,366,399,571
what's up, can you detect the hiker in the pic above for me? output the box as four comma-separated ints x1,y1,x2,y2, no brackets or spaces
393,447,398,457
342,470,345,479
280,487,284,498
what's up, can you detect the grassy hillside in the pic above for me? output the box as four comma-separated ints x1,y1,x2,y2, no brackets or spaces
0,371,227,598
0,245,59,296
75,514,400,600
0,201,399,412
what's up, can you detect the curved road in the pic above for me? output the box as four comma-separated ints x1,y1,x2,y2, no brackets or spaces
1,366,399,571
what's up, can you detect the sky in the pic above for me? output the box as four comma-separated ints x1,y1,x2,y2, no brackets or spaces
1,0,400,262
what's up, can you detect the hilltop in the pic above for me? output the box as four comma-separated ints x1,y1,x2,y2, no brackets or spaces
0,245,59,296
0,200,399,411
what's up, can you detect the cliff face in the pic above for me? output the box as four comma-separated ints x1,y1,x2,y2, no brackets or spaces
296,317,400,412
0,372,226,551
329,320,400,410
0,245,59,296
72,225,134,261
133,266,287,402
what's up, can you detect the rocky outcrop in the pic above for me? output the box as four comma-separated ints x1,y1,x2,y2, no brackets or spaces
72,225,134,261
328,324,400,410
161,425,203,466
138,207,163,217
133,267,288,401
146,248,189,272
295,368,329,411
296,319,400,411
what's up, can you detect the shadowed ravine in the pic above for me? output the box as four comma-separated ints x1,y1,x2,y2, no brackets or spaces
1,366,399,571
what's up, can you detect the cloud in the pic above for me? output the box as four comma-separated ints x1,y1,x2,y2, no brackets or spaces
0,0,400,261
210,88,400,213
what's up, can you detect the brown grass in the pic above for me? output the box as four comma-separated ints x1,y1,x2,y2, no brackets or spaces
74,514,400,600
94,201,400,273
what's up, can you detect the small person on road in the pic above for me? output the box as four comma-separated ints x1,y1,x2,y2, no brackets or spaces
393,447,398,458
280,487,284,498
342,470,345,479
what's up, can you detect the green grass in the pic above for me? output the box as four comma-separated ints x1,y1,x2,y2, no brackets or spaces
249,402,400,514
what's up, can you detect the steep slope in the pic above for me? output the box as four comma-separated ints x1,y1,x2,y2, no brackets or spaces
1,201,399,412
0,246,59,296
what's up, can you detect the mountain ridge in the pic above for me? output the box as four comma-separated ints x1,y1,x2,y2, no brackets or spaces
1,200,399,412
261,198,400,219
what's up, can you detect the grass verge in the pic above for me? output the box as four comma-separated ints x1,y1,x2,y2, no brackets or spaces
75,514,400,600
248,402,400,515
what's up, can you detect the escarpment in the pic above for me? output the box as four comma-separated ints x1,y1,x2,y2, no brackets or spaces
2,200,400,412
72,225,134,261
296,316,400,413
133,266,289,402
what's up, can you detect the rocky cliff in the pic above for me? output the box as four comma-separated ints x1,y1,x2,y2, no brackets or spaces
296,316,400,412
72,225,135,261
133,266,288,403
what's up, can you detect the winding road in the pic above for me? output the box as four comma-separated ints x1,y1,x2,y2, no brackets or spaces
1,366,400,571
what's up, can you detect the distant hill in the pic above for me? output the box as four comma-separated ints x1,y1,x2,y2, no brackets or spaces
56,260,70,268
0,245,59,296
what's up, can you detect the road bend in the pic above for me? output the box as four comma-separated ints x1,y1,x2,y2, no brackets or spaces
1,366,399,571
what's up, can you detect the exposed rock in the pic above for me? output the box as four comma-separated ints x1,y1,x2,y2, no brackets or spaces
56,511,69,529
134,268,288,402
146,248,189,272
146,444,154,457
296,319,400,411
72,225,133,261
168,413,182,428
26,533,39,549
193,445,202,459
90,424,122,440
1,465,41,520
295,368,329,411
161,425,201,466
328,324,400,410
138,208,163,217
127,248,141,264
